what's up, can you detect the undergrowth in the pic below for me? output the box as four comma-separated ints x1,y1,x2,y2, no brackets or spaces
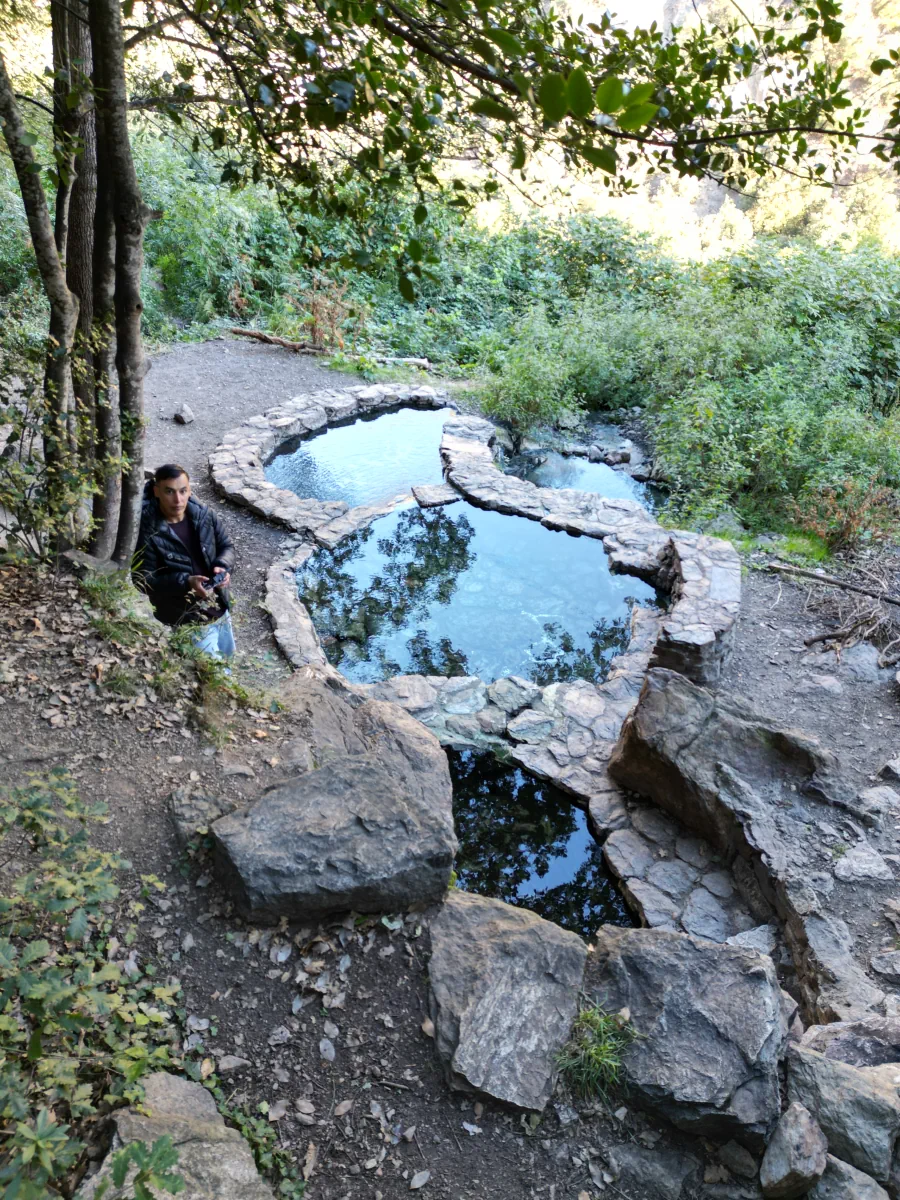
557,1003,638,1101
0,771,181,1197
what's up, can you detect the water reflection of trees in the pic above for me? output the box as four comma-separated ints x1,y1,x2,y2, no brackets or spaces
449,748,632,938
298,507,475,673
526,614,633,687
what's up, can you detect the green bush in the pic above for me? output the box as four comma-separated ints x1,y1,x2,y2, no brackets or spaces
0,771,180,1197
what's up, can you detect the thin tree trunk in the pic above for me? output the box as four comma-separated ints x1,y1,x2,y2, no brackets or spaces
66,0,98,466
0,49,79,514
88,0,148,566
51,0,75,261
86,6,120,560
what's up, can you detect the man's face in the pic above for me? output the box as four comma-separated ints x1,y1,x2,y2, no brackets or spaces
154,473,191,522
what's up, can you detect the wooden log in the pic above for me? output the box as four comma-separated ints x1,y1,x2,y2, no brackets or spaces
228,327,328,355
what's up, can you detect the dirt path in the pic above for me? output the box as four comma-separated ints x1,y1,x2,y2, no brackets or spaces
143,337,339,678
3,338,900,1199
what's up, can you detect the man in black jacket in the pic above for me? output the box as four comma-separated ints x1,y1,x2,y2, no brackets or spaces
134,463,237,659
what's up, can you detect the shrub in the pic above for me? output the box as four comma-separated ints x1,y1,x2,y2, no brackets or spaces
0,772,180,1197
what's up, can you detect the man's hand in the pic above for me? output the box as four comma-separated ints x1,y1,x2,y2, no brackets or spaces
215,572,231,588
188,575,212,598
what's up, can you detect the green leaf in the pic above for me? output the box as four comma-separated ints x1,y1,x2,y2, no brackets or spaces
511,136,527,170
414,203,427,225
594,77,624,114
20,939,51,966
567,68,593,118
537,73,568,123
580,143,618,174
407,238,424,263
27,1027,43,1061
67,907,88,942
19,131,39,147
623,82,655,107
872,58,893,74
398,275,416,303
470,97,517,122
482,28,524,57
617,102,659,131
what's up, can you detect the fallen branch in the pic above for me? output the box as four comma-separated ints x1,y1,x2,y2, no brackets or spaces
228,327,328,355
768,561,900,610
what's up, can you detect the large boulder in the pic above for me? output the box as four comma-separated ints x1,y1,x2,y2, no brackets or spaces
590,926,789,1146
788,1045,900,1183
210,672,456,921
608,668,883,1023
77,1073,272,1199
428,891,586,1111
759,1102,828,1198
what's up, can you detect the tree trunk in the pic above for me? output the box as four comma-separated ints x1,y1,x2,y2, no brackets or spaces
90,0,147,566
66,0,98,464
86,3,120,559
0,49,79,513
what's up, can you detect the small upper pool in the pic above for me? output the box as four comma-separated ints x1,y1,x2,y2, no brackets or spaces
297,500,658,685
505,449,651,505
449,747,634,937
265,405,454,508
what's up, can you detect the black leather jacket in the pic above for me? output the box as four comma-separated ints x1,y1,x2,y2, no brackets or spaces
134,484,235,626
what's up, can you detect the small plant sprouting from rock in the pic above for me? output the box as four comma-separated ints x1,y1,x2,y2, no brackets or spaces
557,1003,637,1100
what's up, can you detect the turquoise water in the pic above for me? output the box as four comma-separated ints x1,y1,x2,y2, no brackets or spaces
449,747,633,937
298,500,658,685
265,405,454,507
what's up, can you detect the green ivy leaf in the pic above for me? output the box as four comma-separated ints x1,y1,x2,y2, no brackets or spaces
617,102,659,131
580,143,617,174
623,82,656,107
537,73,568,123
594,77,625,114
19,132,39,147
414,203,427,224
482,28,524,57
407,238,424,262
470,97,517,121
872,58,893,74
398,274,416,302
566,68,594,118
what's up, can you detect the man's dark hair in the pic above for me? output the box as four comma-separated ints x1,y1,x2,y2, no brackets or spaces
154,463,190,483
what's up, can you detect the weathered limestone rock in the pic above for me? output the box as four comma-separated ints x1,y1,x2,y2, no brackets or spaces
800,1016,900,1068
77,1073,273,1199
808,1156,890,1199
209,673,456,920
608,668,882,1022
591,927,788,1145
759,1102,828,1198
788,1045,900,1183
411,482,461,508
173,401,195,424
606,1143,700,1197
486,675,540,714
427,891,586,1111
834,843,894,882
871,951,900,985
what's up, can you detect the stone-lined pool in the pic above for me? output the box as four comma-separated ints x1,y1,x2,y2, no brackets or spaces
297,499,658,685
266,405,454,507
449,747,633,937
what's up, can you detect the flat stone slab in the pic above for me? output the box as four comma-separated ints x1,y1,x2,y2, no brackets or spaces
77,1072,273,1199
428,890,586,1111
412,482,461,508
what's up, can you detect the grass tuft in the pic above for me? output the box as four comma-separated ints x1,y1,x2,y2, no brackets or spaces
557,1003,637,1100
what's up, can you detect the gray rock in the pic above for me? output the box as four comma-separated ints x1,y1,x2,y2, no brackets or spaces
728,925,778,956
168,787,238,847
675,836,714,870
623,879,681,929
631,805,678,847
870,951,900,985
647,858,698,899
856,786,900,827
428,891,586,1111
506,707,555,743
788,1044,900,1182
173,401,195,425
797,674,844,697
681,886,732,942
834,844,893,883
719,1140,759,1179
77,1072,273,1198
411,482,461,508
211,677,456,920
606,1143,700,1197
801,1016,900,1068
759,1102,827,1197
604,828,657,881
879,758,900,786
703,869,735,899
808,1156,889,1199
486,675,541,715
591,927,788,1145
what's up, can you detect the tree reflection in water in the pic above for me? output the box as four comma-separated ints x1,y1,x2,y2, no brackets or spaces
449,747,634,938
298,501,656,685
